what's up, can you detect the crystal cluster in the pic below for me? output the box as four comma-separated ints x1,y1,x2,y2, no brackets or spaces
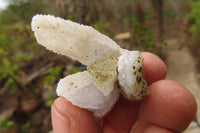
31,14,149,117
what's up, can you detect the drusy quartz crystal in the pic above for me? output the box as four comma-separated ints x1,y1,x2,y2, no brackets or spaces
31,14,149,117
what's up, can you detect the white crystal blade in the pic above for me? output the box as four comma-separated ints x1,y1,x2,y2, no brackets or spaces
31,14,121,66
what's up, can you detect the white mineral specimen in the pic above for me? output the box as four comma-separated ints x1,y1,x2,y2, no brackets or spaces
57,71,120,117
118,50,149,100
31,14,149,117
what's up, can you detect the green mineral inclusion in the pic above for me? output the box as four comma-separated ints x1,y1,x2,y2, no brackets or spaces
87,55,117,90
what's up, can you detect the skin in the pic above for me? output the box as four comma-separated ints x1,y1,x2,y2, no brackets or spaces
51,52,197,133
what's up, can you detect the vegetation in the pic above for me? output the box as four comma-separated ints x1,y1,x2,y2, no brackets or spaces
187,0,200,39
0,1,46,87
43,66,62,89
132,22,154,51
0,2,53,131
164,11,177,18
20,121,31,133
0,119,14,131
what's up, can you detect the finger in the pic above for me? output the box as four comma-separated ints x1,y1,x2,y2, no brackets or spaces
132,80,197,132
142,52,167,85
103,52,167,133
103,97,140,133
51,97,101,133
143,125,176,133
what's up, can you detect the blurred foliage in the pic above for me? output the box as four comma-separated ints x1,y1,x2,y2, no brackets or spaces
4,78,18,94
50,66,62,77
45,93,58,107
187,0,200,40
0,48,19,81
43,66,62,89
125,12,167,55
85,14,91,23
145,11,156,19
132,22,154,51
4,78,15,87
0,119,14,131
45,100,54,108
0,1,46,24
10,87,18,94
30,85,40,93
126,13,137,23
164,11,177,18
43,75,54,89
43,66,61,107
0,1,46,86
68,66,80,75
20,121,31,133
13,53,31,62
92,22,110,35
67,14,74,21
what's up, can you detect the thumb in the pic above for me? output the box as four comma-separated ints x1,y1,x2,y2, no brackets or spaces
51,97,101,133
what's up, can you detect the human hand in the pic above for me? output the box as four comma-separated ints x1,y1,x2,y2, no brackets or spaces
51,52,197,133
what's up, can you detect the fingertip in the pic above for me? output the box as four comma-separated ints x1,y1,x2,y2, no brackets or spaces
142,52,167,85
53,96,77,117
102,97,140,133
52,97,101,133
139,80,197,132
51,105,70,133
